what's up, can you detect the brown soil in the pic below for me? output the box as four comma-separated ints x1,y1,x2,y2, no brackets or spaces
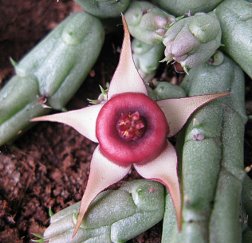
0,1,251,243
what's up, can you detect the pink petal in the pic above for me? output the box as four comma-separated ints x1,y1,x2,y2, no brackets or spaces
72,146,131,237
108,15,147,99
32,104,103,143
158,92,229,137
134,142,182,230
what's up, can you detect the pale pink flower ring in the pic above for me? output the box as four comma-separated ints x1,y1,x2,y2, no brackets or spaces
32,16,228,237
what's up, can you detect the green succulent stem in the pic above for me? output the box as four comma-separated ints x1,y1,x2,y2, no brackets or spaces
153,0,223,16
125,1,175,45
75,0,131,18
162,52,246,243
149,81,186,100
43,180,164,243
0,12,104,146
215,0,252,79
132,38,164,83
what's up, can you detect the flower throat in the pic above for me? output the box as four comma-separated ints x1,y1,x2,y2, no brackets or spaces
116,111,146,141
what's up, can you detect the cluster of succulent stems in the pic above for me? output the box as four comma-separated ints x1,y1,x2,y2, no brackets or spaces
0,0,251,243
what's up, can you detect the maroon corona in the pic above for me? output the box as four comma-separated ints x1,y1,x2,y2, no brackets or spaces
96,92,169,166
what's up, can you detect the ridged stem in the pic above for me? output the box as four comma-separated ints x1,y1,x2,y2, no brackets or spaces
162,52,246,243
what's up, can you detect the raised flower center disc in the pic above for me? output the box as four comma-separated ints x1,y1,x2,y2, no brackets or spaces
96,92,169,166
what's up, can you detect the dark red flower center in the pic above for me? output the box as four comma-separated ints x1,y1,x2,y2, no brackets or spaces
116,111,146,141
96,92,169,166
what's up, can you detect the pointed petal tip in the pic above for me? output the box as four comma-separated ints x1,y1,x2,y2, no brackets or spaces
198,91,230,99
107,14,147,98
214,91,230,98
121,14,129,35
177,208,182,231
30,115,54,123
31,105,102,143
72,146,131,238
158,91,230,137
30,113,70,126
72,220,80,239
134,142,182,233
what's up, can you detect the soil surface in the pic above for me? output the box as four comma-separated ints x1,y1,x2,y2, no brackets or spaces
0,1,252,243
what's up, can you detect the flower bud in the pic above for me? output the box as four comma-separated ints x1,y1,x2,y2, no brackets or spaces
163,13,221,71
125,1,175,45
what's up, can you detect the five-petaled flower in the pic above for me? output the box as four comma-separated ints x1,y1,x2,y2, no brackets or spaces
32,16,227,237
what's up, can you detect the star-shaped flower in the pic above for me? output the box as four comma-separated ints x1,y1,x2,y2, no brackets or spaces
32,16,227,237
